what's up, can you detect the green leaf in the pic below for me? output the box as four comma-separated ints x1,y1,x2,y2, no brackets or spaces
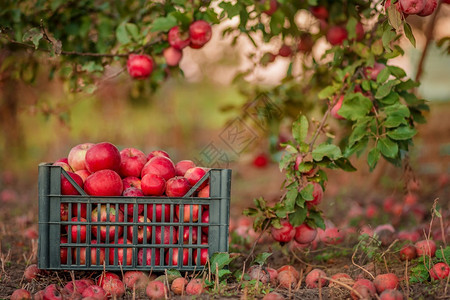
210,252,234,270
403,23,416,47
243,208,258,216
218,269,232,278
81,61,104,73
339,94,373,121
292,115,308,144
367,148,380,171
382,29,397,50
349,123,368,147
253,253,272,265
219,2,241,19
288,207,307,227
377,137,398,158
384,103,410,118
346,17,357,40
375,80,399,99
22,28,43,49
388,66,406,78
387,5,403,31
279,154,293,171
383,115,407,128
410,264,430,283
397,79,419,91
166,269,182,277
387,126,417,140
377,67,390,84
378,92,399,105
116,23,131,44
435,246,450,262
312,143,342,161
125,23,140,41
285,188,298,211
308,211,325,230
269,10,284,35
151,15,178,32
300,183,314,201
334,158,357,172
318,85,339,99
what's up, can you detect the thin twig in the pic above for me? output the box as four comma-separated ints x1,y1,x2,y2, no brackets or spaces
352,242,375,279
242,221,270,267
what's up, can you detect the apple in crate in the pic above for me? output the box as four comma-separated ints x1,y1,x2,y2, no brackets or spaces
166,176,191,197
127,216,152,243
176,204,199,222
175,160,196,176
194,245,208,265
147,150,170,160
138,248,161,266
120,187,144,217
119,148,147,178
154,226,178,244
182,226,198,244
108,238,133,266
91,206,124,242
122,176,141,190
61,172,84,195
165,248,189,266
68,143,94,172
146,203,171,222
84,170,123,196
141,156,175,181
79,240,105,265
184,167,208,190
85,142,121,173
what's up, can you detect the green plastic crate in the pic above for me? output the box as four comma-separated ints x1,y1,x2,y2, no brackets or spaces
38,163,231,271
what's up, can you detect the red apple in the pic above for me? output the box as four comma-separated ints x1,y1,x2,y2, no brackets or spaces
355,22,364,40
68,217,87,243
277,265,300,280
182,226,198,244
326,26,348,45
79,240,105,265
102,278,125,298
189,20,212,49
120,187,144,216
294,224,317,244
60,236,68,264
61,172,84,195
351,279,376,300
374,273,399,293
138,248,162,266
430,262,450,280
379,289,404,300
154,226,178,244
184,167,208,189
119,148,147,178
271,219,295,243
201,210,209,234
141,156,176,181
122,176,141,190
91,206,124,242
171,277,188,295
141,174,166,196
75,170,91,183
98,272,120,288
297,33,314,53
198,185,210,198
194,246,208,265
24,264,40,281
146,280,166,299
399,0,426,14
85,142,121,173
165,248,189,266
415,240,436,257
400,244,417,260
127,54,154,80
176,204,199,222
71,202,87,219
109,238,133,266
63,280,90,295
68,143,94,172
84,169,123,196
123,271,149,291
53,161,73,172
331,95,345,120
61,203,69,222
305,269,328,288
294,156,317,176
166,176,191,197
33,290,45,300
278,270,298,289
146,203,171,222
127,216,152,243
306,182,324,208
175,160,196,176
278,44,292,57
310,6,328,19
81,285,107,300
365,62,386,81
11,289,31,300
263,0,278,16
164,47,183,67
147,150,170,160
168,26,190,50
43,284,62,300
253,154,269,168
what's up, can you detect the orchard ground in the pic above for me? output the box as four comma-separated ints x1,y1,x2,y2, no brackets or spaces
0,102,448,299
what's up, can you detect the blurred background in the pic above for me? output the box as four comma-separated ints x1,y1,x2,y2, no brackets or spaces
0,7,449,225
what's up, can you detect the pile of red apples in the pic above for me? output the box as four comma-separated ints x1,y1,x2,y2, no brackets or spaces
54,142,211,267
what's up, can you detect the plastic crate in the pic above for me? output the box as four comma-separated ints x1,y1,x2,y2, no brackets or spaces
38,163,231,271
